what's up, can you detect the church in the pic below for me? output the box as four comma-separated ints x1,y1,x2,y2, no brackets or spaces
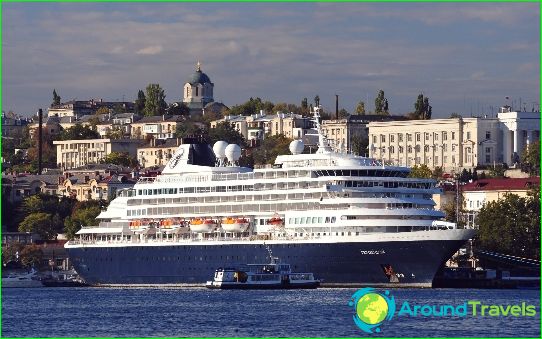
182,61,228,116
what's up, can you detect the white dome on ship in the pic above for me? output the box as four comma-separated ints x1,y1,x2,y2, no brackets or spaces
289,140,304,155
225,144,242,162
213,141,228,158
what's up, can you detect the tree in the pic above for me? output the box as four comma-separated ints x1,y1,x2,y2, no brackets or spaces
64,201,102,239
207,122,246,147
442,193,467,228
26,128,56,171
355,101,366,115
19,212,57,240
520,141,540,176
56,124,100,141
134,89,146,115
2,243,24,266
414,93,432,119
19,244,43,268
450,112,462,118
374,90,388,115
252,134,292,165
408,164,432,178
95,106,110,115
105,127,124,139
314,95,320,107
432,166,444,180
143,83,167,116
52,89,61,107
167,102,190,116
476,190,540,260
351,134,369,156
100,152,138,167
176,120,204,139
301,98,308,114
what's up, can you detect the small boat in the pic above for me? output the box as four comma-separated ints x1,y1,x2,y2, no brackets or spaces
41,271,88,287
206,246,320,289
221,217,250,233
266,216,284,227
2,269,43,288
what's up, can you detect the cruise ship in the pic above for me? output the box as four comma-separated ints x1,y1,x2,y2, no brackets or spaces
65,106,475,287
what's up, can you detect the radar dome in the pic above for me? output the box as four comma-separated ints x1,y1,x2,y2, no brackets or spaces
225,144,242,162
289,140,304,155
213,141,229,158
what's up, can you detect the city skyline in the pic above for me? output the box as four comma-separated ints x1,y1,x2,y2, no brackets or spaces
2,2,540,117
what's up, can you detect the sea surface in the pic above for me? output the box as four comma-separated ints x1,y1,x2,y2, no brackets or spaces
1,287,540,337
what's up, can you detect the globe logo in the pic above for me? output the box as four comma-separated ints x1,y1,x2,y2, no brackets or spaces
348,287,396,333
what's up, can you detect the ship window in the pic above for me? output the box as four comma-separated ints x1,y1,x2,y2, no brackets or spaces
300,218,305,224
331,217,336,223
341,232,344,236
318,217,323,223
289,218,293,224
325,217,330,223
294,218,299,224
356,232,359,236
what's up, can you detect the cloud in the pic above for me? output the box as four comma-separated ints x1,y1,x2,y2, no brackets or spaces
136,45,163,55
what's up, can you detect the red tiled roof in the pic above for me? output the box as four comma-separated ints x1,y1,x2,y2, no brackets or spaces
462,177,540,191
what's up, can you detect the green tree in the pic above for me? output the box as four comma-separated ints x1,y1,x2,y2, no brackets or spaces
26,128,57,171
167,102,190,116
351,134,369,156
2,243,24,266
252,134,292,165
52,89,61,107
408,164,432,178
520,141,540,176
355,101,366,115
442,193,467,228
432,166,444,180
414,93,432,119
134,89,146,115
338,108,349,119
144,83,167,116
374,90,389,115
19,244,43,268
450,112,462,118
19,212,57,240
95,106,110,115
100,152,138,167
476,190,540,259
56,124,100,141
176,120,204,139
64,201,102,239
487,165,506,178
207,122,246,147
105,127,124,139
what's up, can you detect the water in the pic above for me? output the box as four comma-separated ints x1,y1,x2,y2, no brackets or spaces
2,287,540,337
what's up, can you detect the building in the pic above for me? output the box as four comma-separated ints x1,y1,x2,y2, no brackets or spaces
1,173,61,203
461,177,540,228
28,116,62,138
130,115,186,140
368,109,540,171
53,138,143,170
183,62,215,115
211,111,314,146
137,138,183,168
1,113,31,138
59,173,136,201
96,113,141,138
497,106,541,165
47,99,135,118
322,115,407,155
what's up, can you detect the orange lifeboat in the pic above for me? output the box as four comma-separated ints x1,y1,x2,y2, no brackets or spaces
222,217,250,233
190,218,215,233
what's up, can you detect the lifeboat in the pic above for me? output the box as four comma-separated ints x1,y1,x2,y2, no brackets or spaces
267,217,284,227
159,219,173,229
222,217,250,233
190,218,216,233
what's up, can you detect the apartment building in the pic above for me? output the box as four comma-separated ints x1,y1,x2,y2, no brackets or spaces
137,138,182,168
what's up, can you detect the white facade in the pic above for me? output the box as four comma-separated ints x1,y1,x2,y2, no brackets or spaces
497,107,541,165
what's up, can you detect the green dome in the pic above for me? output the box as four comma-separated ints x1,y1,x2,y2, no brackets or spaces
188,69,211,85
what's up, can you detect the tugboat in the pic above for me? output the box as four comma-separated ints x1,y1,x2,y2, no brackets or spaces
206,246,320,289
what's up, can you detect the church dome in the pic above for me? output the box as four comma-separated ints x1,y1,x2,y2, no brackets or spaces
187,62,211,85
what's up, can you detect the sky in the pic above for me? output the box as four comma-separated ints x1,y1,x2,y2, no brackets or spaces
2,2,540,118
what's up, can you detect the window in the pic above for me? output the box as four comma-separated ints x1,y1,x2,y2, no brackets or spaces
452,144,456,151
486,131,491,140
443,144,448,151
415,145,420,152
443,132,447,141
466,131,471,140
407,146,412,153
195,87,198,96
372,135,377,143
399,146,404,154
425,133,429,141
452,155,456,164
390,135,395,143
452,132,455,140
381,135,386,142
407,134,412,142
485,147,491,153
434,133,438,141
398,134,403,142
416,133,421,142
390,146,395,154
435,156,438,164
485,154,490,163
424,145,429,152
443,156,448,163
